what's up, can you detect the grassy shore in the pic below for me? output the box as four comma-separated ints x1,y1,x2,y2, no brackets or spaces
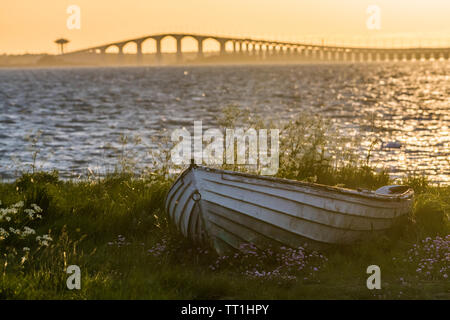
0,168,448,300
1,111,449,299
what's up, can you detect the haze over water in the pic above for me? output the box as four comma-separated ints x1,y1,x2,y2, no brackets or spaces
0,62,449,184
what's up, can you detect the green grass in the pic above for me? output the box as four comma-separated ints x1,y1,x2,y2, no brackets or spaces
0,169,448,300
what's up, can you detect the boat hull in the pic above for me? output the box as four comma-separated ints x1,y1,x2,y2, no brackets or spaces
165,166,414,253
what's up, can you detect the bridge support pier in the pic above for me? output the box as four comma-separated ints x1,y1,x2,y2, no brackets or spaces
330,50,335,61
176,37,183,62
246,42,251,55
219,40,227,56
99,47,107,65
313,48,320,60
276,46,282,57
117,44,125,64
136,41,143,65
259,44,264,59
155,38,162,64
343,51,350,62
197,38,204,59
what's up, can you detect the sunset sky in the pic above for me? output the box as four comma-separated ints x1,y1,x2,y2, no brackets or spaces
1,0,449,54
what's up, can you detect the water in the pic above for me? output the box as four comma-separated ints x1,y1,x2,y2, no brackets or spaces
0,62,449,183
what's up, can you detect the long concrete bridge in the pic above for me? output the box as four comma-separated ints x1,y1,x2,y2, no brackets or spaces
64,33,450,63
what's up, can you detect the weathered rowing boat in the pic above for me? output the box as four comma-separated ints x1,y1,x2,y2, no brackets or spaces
165,165,414,253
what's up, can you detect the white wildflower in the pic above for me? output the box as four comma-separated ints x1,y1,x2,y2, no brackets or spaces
24,209,35,219
0,227,9,240
23,226,36,236
9,227,20,235
13,201,24,208
31,204,43,213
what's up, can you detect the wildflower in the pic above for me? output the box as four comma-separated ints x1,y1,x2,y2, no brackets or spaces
0,228,9,240
42,234,52,241
23,226,36,236
13,201,24,208
405,235,449,280
36,235,52,247
31,204,43,213
211,242,327,281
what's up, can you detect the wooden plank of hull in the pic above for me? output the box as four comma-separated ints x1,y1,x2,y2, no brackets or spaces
166,177,185,217
165,171,206,240
202,196,380,245
204,201,339,251
212,174,409,215
201,181,396,231
189,203,206,242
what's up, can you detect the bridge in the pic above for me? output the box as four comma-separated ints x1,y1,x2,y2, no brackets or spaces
64,33,450,63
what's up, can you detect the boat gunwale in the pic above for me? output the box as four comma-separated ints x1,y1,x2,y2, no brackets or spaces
164,167,192,213
202,176,409,213
194,166,414,202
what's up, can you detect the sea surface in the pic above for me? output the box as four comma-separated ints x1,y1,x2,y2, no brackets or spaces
0,62,449,183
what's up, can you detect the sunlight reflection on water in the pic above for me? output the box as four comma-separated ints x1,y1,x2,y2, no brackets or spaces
0,62,448,184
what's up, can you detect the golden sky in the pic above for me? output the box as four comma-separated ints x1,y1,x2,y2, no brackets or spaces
1,0,449,54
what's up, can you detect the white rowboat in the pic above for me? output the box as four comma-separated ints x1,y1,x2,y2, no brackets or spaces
165,165,414,253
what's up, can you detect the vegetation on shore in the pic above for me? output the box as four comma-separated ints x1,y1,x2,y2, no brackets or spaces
0,110,448,299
